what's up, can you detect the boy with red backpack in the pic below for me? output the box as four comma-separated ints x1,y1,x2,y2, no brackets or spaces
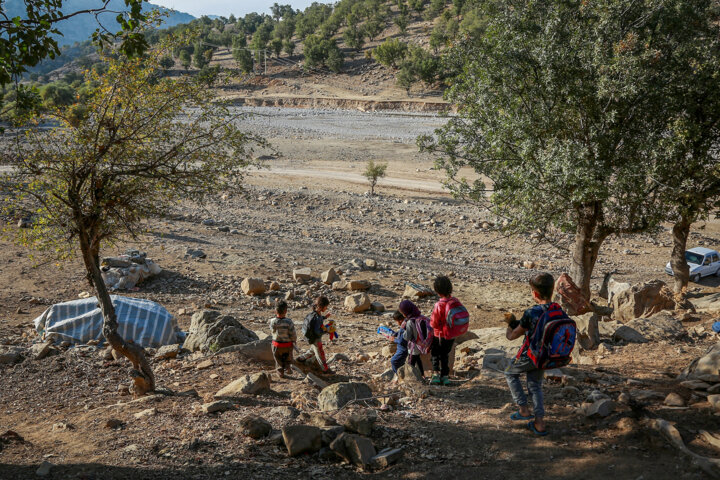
429,276,469,386
504,273,577,436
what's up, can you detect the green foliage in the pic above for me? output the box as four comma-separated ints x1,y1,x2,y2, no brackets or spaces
159,55,175,70
372,38,408,68
179,50,191,69
343,22,365,51
303,35,344,72
233,48,254,73
421,0,720,294
396,45,440,89
295,3,333,40
363,160,388,195
270,38,283,57
394,12,409,34
282,39,296,56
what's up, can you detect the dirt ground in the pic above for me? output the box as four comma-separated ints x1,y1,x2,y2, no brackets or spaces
1,112,720,480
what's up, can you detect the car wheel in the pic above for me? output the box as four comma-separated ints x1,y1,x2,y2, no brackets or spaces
691,274,701,283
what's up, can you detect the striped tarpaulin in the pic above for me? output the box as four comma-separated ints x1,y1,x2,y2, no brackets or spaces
33,296,179,347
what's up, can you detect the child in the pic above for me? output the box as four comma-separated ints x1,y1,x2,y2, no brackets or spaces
429,275,460,385
503,273,554,436
389,310,409,374
398,299,430,378
269,300,296,378
299,296,334,374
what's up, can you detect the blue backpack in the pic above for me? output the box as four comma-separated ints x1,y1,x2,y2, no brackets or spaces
520,303,576,369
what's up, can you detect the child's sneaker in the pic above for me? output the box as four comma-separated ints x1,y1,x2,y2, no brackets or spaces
441,376,451,386
430,374,441,385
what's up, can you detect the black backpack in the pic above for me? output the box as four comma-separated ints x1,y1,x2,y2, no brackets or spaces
302,312,321,343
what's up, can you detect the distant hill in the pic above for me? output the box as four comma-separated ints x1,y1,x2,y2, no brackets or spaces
4,0,194,46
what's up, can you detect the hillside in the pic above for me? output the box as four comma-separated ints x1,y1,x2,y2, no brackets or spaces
4,0,194,46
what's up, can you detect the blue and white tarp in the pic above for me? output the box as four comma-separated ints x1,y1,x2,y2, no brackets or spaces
33,295,180,347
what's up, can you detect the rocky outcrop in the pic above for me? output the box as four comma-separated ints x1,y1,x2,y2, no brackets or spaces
183,311,258,353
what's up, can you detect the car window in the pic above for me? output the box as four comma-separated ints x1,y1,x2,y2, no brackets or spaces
713,254,720,263
704,257,711,266
685,251,704,264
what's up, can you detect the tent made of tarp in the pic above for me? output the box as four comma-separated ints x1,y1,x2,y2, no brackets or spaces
33,296,180,348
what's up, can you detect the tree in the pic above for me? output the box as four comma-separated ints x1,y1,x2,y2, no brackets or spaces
159,55,175,70
282,39,296,56
0,0,148,87
233,48,254,73
364,160,388,196
419,0,707,298
2,38,264,396
372,38,408,68
270,38,283,57
179,50,191,69
303,35,344,72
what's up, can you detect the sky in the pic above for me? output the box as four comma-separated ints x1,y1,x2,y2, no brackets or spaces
150,0,331,19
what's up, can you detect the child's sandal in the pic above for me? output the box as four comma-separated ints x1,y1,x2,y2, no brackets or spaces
527,420,548,436
510,411,534,421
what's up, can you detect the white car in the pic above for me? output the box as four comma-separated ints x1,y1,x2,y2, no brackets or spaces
665,247,720,283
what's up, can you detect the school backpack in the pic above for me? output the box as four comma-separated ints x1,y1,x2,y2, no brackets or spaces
302,312,320,343
408,315,434,355
521,303,577,369
444,297,470,338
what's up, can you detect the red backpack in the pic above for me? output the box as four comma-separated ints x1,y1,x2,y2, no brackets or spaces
444,297,470,338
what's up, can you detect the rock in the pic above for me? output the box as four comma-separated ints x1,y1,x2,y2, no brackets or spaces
345,293,371,313
708,395,720,412
105,418,123,429
317,382,373,411
623,312,685,342
36,461,54,476
284,290,294,300
402,282,434,299
196,359,214,370
321,425,345,445
356,352,370,363
371,448,404,468
574,312,601,350
293,268,313,283
328,352,350,363
612,280,675,322
308,412,339,427
321,268,340,285
347,280,371,291
344,410,377,436
239,415,272,439
269,281,281,291
680,380,711,390
155,344,182,360
329,433,377,469
381,344,397,358
217,337,274,364
241,278,266,296
612,325,648,343
522,261,536,269
453,330,479,345
215,372,271,397
201,400,235,414
370,301,386,313
396,364,423,385
17,218,31,228
664,393,685,407
690,293,720,313
375,368,395,382
0,346,24,364
30,342,54,360
182,310,258,353
270,406,300,419
681,342,720,381
282,425,322,456
134,408,156,419
583,399,616,418
364,259,377,269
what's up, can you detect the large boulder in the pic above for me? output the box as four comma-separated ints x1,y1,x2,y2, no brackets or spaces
293,268,313,283
183,311,258,353
623,312,685,342
690,293,720,313
573,312,600,350
681,342,720,382
612,280,675,322
321,268,340,285
241,278,266,296
282,425,322,456
317,382,373,411
216,337,275,364
345,293,371,313
215,372,271,397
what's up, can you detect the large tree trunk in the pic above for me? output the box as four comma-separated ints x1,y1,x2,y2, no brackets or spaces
569,202,607,300
79,232,155,396
670,215,691,295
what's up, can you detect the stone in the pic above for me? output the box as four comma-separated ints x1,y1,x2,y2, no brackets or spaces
282,425,322,456
36,461,54,476
375,368,395,382
345,293,371,313
371,448,404,468
239,415,272,439
583,399,616,418
215,372,271,397
321,425,345,445
269,281,281,291
623,312,685,342
664,393,685,407
321,268,340,285
396,364,423,385
347,280,371,291
134,408,156,419
305,372,329,389
680,380,711,390
370,301,385,313
317,382,373,411
182,310,258,353
682,342,720,380
154,344,182,360
574,312,601,350
308,412,339,427
30,342,53,360
708,395,720,412
522,260,536,269
612,325,648,344
364,259,377,269
356,352,370,363
217,337,274,364
344,410,378,436
328,352,350,363
453,330,479,345
612,280,675,322
381,344,397,358
329,433,377,468
241,278,266,296
293,268,313,283
402,282,434,299
0,346,24,364
196,359,213,370
690,293,720,313
201,400,235,414
270,406,300,419
105,418,123,429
